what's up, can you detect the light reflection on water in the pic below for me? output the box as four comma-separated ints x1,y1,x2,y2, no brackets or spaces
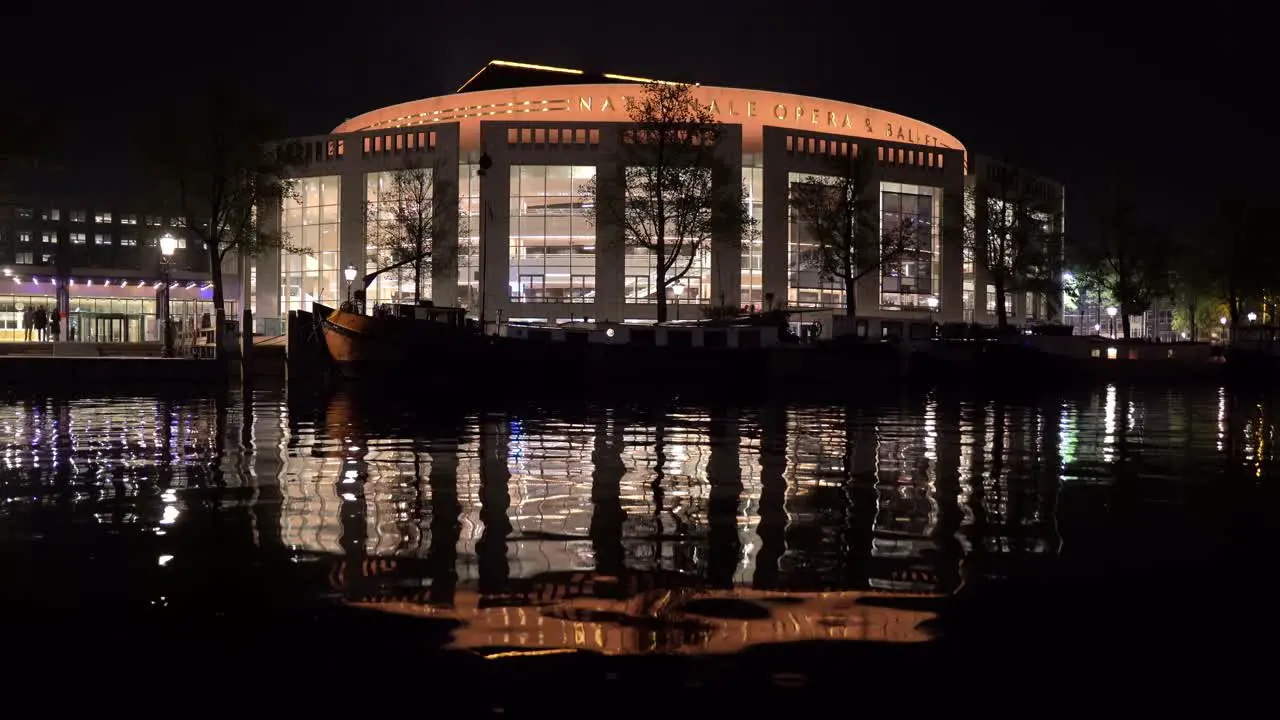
0,384,1272,655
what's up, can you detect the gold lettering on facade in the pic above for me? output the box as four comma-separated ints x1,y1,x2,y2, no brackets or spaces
562,91,942,147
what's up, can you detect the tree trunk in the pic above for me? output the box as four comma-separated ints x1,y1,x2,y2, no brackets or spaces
413,259,422,305
1189,295,1198,342
1122,311,1132,339
655,245,668,323
844,275,857,318
994,277,1009,330
208,242,226,363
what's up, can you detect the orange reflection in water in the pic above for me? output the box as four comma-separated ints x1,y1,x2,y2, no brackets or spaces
347,575,937,655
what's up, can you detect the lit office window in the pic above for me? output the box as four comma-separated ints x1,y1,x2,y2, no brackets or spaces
786,172,845,309
509,165,596,304
741,164,764,309
279,176,341,315
880,182,941,310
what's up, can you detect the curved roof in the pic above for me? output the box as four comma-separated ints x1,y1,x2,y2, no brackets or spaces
332,84,964,156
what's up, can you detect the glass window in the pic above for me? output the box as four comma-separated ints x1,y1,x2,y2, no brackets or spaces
70,233,87,245
94,211,113,223
121,236,137,247
18,232,30,243
741,165,764,309
509,165,597,304
456,162,482,310
279,175,341,315
42,232,56,244
16,208,32,219
146,215,162,226
786,172,845,310
93,234,109,245
879,182,942,311
70,210,85,222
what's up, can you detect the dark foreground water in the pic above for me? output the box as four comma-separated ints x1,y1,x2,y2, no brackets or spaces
1,383,1275,709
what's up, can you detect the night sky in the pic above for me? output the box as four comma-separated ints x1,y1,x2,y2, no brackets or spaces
8,1,1268,233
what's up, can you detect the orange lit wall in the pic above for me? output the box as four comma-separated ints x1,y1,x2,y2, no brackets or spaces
332,84,965,156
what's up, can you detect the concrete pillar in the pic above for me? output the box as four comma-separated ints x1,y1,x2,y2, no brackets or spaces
479,125,511,329
710,126,743,310
939,177,965,323
338,167,365,304
760,129,789,311
431,124,460,307
257,196,281,330
593,155,626,324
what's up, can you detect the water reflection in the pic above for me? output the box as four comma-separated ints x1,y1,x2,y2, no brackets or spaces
1,384,1274,655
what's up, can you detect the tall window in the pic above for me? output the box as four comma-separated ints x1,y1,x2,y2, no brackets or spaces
787,172,845,309
363,170,431,306
457,161,482,310
741,163,764,309
880,182,941,309
509,165,596,303
280,175,341,314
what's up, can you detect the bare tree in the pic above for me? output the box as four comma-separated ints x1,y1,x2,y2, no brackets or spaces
1076,198,1170,339
964,178,1059,330
364,159,457,306
146,87,303,361
583,82,753,322
788,152,921,318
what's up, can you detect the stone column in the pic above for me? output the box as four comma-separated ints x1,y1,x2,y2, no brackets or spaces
479,125,512,330
594,151,626,324
339,167,366,304
760,128,789,311
431,124,460,307
939,172,965,323
710,126,743,310
257,197,282,331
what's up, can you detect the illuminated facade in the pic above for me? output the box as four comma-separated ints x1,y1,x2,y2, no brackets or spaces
259,60,1063,328
0,198,239,342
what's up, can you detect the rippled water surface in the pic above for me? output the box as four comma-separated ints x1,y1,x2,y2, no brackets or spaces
1,384,1273,656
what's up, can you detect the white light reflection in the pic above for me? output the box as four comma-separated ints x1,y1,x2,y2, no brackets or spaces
1103,384,1117,464
1217,387,1226,452
158,554,174,566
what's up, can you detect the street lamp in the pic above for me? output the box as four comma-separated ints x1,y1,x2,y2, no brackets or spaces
1247,311,1258,323
159,232,177,358
925,296,939,310
1106,305,1117,339
344,264,357,308
671,282,685,321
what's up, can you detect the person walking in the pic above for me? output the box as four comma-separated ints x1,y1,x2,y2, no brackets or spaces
33,306,47,342
22,307,33,341
50,311,61,342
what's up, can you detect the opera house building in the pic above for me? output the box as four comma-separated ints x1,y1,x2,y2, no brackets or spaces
260,60,1064,332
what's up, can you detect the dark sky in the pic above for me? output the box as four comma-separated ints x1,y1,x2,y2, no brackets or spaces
7,1,1269,232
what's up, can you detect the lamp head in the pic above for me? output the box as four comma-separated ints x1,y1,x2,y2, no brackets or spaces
344,264,358,283
159,233,178,257
925,296,939,309
671,282,685,298
1106,306,1118,317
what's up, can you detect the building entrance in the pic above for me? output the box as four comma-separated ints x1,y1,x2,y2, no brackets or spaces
77,313,143,343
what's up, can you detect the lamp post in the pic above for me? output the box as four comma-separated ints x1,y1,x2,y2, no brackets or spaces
159,232,177,358
344,264,357,310
1106,306,1118,339
671,282,685,321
